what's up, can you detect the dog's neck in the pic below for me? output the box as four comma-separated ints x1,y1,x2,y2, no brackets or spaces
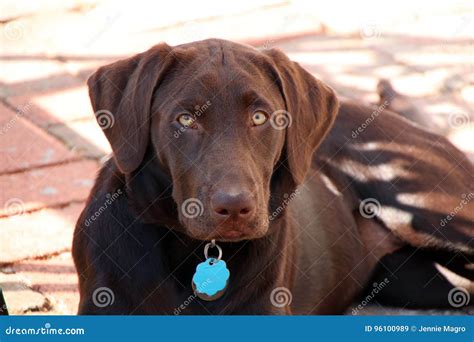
154,218,292,314
105,156,294,313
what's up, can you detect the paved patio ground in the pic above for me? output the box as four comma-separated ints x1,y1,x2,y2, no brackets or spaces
0,1,472,314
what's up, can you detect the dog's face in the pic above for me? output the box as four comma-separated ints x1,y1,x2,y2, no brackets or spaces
87,39,339,242
151,49,287,241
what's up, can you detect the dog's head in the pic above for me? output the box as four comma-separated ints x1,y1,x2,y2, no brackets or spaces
88,39,338,242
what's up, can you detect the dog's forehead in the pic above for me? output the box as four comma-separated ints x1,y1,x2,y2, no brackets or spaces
162,41,278,102
173,39,271,80
176,38,260,60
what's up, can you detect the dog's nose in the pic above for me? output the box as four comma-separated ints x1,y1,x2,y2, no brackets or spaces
210,188,255,221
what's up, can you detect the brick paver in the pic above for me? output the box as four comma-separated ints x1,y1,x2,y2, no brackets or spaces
0,203,84,263
0,103,78,174
0,270,48,314
0,160,98,216
0,1,472,316
12,252,79,315
0,59,82,98
48,119,111,158
6,86,93,127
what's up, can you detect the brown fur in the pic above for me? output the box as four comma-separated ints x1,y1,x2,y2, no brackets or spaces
73,39,473,315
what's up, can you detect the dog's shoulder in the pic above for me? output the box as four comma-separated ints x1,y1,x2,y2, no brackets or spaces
74,157,129,240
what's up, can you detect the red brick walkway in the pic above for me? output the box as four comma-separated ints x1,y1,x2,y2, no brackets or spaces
0,1,472,315
0,64,105,313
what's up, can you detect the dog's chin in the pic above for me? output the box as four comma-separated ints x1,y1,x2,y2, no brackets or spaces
214,229,268,243
185,224,269,242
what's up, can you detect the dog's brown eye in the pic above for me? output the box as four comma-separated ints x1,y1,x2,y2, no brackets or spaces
177,114,195,128
251,111,267,126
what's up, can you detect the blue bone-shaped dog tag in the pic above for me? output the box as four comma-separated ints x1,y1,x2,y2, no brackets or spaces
192,258,230,301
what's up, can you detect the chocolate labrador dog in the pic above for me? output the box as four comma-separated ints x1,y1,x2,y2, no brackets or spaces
73,38,473,314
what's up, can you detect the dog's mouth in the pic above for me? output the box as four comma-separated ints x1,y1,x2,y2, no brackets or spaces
178,192,270,242
183,219,269,242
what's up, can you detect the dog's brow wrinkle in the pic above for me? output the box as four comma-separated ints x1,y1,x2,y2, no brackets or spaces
220,44,226,65
242,90,259,102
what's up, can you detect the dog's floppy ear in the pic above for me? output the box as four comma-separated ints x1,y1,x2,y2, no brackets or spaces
87,43,172,174
266,49,339,185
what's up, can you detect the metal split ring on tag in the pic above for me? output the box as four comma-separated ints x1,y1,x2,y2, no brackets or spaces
192,239,230,301
204,239,222,264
